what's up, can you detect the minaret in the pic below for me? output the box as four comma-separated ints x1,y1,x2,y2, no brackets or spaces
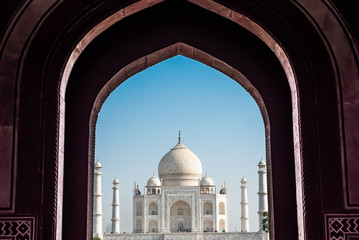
111,177,120,233
241,176,249,232
223,181,227,195
93,161,103,238
258,158,268,231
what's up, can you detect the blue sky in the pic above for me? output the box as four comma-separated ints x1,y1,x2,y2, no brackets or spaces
95,55,266,233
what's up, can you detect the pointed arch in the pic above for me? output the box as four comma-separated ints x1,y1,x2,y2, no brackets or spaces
219,219,226,232
203,202,213,215
148,220,158,232
149,202,158,215
170,200,192,232
56,1,312,239
136,202,142,216
203,219,213,232
219,202,225,215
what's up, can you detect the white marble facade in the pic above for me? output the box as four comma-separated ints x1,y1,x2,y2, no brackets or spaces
133,134,228,234
96,133,268,240
104,232,268,240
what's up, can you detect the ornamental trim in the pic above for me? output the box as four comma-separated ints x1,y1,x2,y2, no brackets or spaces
0,216,35,240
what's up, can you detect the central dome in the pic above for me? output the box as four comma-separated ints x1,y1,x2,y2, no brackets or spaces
158,136,202,187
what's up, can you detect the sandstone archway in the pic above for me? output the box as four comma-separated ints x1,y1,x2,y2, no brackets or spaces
1,0,357,239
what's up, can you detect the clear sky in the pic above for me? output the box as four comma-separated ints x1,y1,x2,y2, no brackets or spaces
95,55,266,233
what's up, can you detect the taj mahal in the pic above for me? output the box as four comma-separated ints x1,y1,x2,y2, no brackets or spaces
93,133,269,240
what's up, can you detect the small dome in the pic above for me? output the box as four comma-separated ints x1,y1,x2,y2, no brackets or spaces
258,158,266,166
241,176,247,184
113,177,119,184
200,175,214,186
95,161,102,168
147,174,161,187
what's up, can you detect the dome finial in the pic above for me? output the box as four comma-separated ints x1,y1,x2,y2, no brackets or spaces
178,130,181,143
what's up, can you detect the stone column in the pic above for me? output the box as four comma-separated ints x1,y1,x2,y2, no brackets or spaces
258,159,268,231
93,161,103,238
111,178,120,233
241,177,249,232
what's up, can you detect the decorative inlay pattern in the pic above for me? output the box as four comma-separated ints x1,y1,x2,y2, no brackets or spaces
326,215,359,240
168,196,192,206
0,217,34,240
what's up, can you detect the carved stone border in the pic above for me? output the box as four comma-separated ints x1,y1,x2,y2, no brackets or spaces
0,217,34,240
326,214,359,240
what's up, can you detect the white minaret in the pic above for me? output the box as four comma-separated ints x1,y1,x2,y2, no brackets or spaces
258,158,268,231
93,161,103,238
241,176,249,232
111,177,120,233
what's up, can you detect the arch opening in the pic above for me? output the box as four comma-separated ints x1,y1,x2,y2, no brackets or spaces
94,54,267,234
170,200,192,232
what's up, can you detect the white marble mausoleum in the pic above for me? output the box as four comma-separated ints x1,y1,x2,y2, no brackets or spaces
133,133,228,233
93,133,268,240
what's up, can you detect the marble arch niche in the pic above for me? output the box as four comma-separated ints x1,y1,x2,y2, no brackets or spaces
148,220,158,233
203,219,213,232
149,202,158,215
136,220,142,233
219,219,226,232
170,200,192,232
203,202,213,215
136,203,142,216
219,202,225,215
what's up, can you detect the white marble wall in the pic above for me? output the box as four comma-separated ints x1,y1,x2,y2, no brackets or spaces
215,195,227,232
134,183,228,234
134,196,145,233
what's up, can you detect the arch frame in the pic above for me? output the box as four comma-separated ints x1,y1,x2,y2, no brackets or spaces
1,0,357,240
